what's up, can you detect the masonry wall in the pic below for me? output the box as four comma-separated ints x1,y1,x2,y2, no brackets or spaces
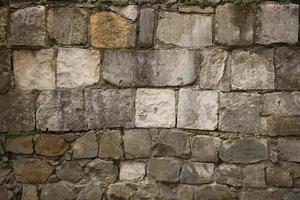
0,0,300,199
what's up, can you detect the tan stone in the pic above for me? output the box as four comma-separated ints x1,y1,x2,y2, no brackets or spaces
98,130,123,160
5,136,33,154
35,134,69,157
22,185,38,200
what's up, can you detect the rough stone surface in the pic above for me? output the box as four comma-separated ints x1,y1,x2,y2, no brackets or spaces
148,158,181,183
215,164,243,187
191,135,221,162
239,189,282,200
278,139,300,162
85,89,135,129
22,184,38,200
194,184,237,200
138,8,155,47
35,134,69,157
180,162,214,184
0,50,11,94
261,116,300,136
157,12,212,48
177,89,218,130
90,11,136,48
5,136,33,154
85,159,118,183
77,182,104,200
107,182,136,200
99,130,123,160
57,48,100,88
243,164,266,188
284,192,300,200
119,161,146,181
56,161,82,183
40,181,76,200
266,166,292,187
135,89,176,128
219,92,261,133
72,131,98,159
0,8,7,45
219,139,268,164
109,5,138,21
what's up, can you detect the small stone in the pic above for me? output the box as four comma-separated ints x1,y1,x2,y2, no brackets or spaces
261,116,300,136
177,89,218,130
148,158,181,183
99,130,123,160
0,8,7,45
57,161,82,183
109,5,138,21
191,135,221,162
194,184,237,200
85,159,118,183
239,189,282,200
5,136,33,154
266,166,292,187
9,6,46,46
0,50,11,94
215,164,243,187
278,139,300,162
90,11,136,48
107,182,136,200
180,162,214,184
21,185,38,200
35,134,69,157
243,164,266,188
219,139,268,164
78,182,104,200
57,48,100,88
138,8,155,47
40,181,76,200
72,131,98,159
135,89,176,128
119,161,146,181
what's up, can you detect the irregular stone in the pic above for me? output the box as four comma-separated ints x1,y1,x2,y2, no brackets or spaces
36,90,86,131
0,186,8,200
5,136,33,154
35,134,68,157
47,7,88,45
90,11,136,48
152,129,190,158
22,184,38,200
191,135,221,162
177,89,218,130
135,89,176,128
120,161,146,181
261,116,300,136
123,129,152,159
40,181,76,200
284,192,300,200
219,139,268,164
256,2,299,44
72,131,98,159
219,92,261,133
0,91,34,132
275,47,300,90
180,162,214,184
109,5,138,21
178,6,214,14
13,49,55,90
278,139,300,162
243,164,266,188
0,8,7,45
85,159,118,183
230,49,274,90
13,159,53,183
148,158,181,183
0,50,11,94
78,182,104,200
9,6,46,46
138,8,155,47
99,130,123,160
85,89,135,129
194,184,237,200
215,164,243,187
157,12,212,48
107,182,136,200
199,48,230,91
102,50,196,87
56,161,82,183
57,48,100,88
239,189,282,200
266,166,292,187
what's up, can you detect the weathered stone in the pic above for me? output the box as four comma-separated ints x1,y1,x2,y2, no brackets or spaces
194,184,237,200
5,136,33,154
103,49,196,87
123,129,152,159
0,91,34,132
57,48,100,88
135,89,176,128
219,93,261,133
36,90,86,131
109,5,138,21
99,130,123,160
199,48,230,91
148,158,181,183
191,135,221,162
180,162,214,184
78,182,104,200
47,7,88,45
107,182,136,200
284,192,300,200
152,129,190,158
72,131,98,159
261,116,300,137
230,49,274,90
35,134,68,157
219,139,268,164
243,164,266,188
0,50,11,94
22,184,38,200
215,164,243,187
9,6,46,46
56,161,82,183
215,3,254,45
278,139,300,162
266,166,292,187
85,89,135,129
40,181,76,200
177,89,218,130
138,8,155,47
120,161,146,181
157,12,212,48
239,189,282,200
0,186,8,200
85,159,118,183
178,6,214,13
13,159,53,183
275,47,300,90
13,49,55,90
0,8,7,45
90,11,136,48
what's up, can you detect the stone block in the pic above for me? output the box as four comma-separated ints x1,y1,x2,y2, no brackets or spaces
98,130,123,160
22,185,38,200
279,139,300,162
191,135,221,162
180,162,214,184
119,161,146,181
215,164,243,187
239,189,282,200
243,164,266,188
266,166,292,187
40,181,76,200
0,8,7,45
138,8,155,47
56,161,82,183
148,158,181,183
78,183,104,200
72,131,98,159
35,134,69,157
194,184,237,200
261,116,300,136
107,182,136,200
5,136,33,154
0,50,11,94
85,159,118,183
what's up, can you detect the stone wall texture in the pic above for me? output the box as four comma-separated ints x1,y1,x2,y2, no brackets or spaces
0,0,300,199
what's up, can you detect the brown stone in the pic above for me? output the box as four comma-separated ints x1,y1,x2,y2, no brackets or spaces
5,136,33,154
35,134,69,157
0,8,7,45
261,116,300,136
56,161,82,183
0,50,11,94
266,166,292,187
98,130,123,160
72,131,98,159
22,184,38,200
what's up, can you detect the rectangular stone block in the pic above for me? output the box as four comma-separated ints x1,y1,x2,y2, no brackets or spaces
279,139,300,162
157,12,212,48
191,135,221,162
138,8,155,48
180,162,214,184
120,161,146,181
266,166,292,187
148,158,181,183
0,50,11,94
215,164,243,187
98,130,123,160
243,164,266,188
0,8,7,45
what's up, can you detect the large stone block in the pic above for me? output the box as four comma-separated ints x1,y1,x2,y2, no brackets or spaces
156,12,212,48
0,8,7,45
219,92,261,133
35,134,69,157
215,164,243,187
119,161,146,181
256,2,299,44
261,116,300,136
138,8,155,47
177,89,218,130
191,135,221,162
135,89,176,128
98,130,123,160
148,158,181,183
279,139,300,162
13,49,55,90
85,89,135,129
9,6,46,46
5,135,33,154
0,50,11,94
57,48,100,88
72,131,98,159
36,90,86,131
180,162,214,184
230,49,274,90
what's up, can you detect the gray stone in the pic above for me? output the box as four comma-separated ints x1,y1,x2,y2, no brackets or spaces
56,161,82,183
266,166,292,187
219,139,268,164
109,5,138,21
279,139,300,162
85,159,118,183
5,136,33,154
239,189,282,200
40,181,76,200
178,89,218,130
180,162,214,184
215,164,243,187
148,158,181,183
47,7,88,45
85,89,135,129
102,50,196,87
178,6,214,14
9,6,46,46
243,164,266,188
22,184,38,200
157,12,213,48
72,131,98,159
99,130,123,160
284,192,300,200
191,135,221,162
261,116,300,136
35,134,69,157
119,161,146,181
0,8,7,45
107,182,136,200
0,50,11,94
194,184,237,200
219,92,261,133
138,8,155,47
78,182,104,200
36,90,86,131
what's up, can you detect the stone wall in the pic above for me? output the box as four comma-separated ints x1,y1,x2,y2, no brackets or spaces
0,0,300,199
